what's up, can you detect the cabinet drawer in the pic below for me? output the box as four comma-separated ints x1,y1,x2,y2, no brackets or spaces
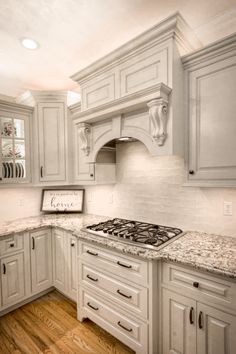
162,262,236,310
80,262,148,318
0,234,24,256
79,241,148,286
80,289,148,353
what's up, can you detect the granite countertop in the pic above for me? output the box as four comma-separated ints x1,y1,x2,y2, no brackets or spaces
0,214,236,280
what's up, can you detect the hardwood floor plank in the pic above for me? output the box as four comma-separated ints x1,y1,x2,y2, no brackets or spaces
0,291,134,354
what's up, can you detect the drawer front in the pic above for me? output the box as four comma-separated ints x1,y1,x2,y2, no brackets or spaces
79,241,148,286
162,262,236,310
0,233,24,256
80,262,148,318
80,289,148,352
81,74,115,110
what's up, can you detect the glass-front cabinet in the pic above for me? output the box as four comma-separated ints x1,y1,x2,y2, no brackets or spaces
0,103,32,184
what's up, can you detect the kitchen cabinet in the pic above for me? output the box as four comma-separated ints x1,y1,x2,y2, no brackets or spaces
1,253,25,307
161,262,236,354
30,228,53,294
0,100,32,184
52,229,77,301
183,33,236,186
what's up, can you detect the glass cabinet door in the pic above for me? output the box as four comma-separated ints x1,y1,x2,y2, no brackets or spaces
0,115,30,183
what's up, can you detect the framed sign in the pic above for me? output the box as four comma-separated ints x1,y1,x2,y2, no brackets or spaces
41,189,84,213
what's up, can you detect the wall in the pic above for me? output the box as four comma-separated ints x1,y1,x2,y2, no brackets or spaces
84,141,236,237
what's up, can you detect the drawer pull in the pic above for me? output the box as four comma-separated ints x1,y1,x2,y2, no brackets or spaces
9,242,15,248
87,302,99,311
87,250,98,256
71,242,75,247
117,261,132,269
198,311,203,329
189,307,194,324
2,263,6,274
117,289,132,299
117,321,132,332
87,274,98,282
193,281,199,288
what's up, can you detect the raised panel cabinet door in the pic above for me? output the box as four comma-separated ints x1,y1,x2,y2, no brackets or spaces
197,303,236,354
38,102,66,182
73,122,94,181
31,229,52,294
52,229,66,293
188,56,236,181
162,288,197,354
1,253,25,307
67,234,77,301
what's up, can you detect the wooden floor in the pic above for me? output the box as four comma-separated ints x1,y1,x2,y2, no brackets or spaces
0,291,134,354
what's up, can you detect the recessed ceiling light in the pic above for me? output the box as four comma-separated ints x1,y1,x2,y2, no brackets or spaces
21,38,39,50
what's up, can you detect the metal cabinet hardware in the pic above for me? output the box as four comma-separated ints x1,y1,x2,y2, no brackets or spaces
2,263,6,274
32,237,35,250
90,173,94,177
193,281,199,288
87,302,99,311
71,242,75,247
40,166,43,178
117,321,132,332
0,177,2,181
117,261,132,269
86,250,98,256
189,170,195,175
9,242,15,248
198,311,203,329
86,274,98,282
117,289,132,299
189,307,194,324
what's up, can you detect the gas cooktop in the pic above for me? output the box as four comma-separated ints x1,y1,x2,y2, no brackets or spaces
84,218,183,250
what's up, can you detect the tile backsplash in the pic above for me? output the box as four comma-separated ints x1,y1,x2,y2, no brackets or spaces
84,141,236,237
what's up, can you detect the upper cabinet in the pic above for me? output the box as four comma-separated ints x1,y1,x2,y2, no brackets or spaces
183,34,236,187
19,91,69,185
0,100,32,184
70,13,201,167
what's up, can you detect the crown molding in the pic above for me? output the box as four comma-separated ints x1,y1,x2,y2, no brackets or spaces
0,99,33,114
71,12,201,84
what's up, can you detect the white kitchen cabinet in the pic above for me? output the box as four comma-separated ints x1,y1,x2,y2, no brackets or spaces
0,100,32,184
37,102,66,182
67,233,77,301
30,228,53,294
184,34,236,186
197,303,236,354
52,228,66,293
1,253,25,307
161,262,236,354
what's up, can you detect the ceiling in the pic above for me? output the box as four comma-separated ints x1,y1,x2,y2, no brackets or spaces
1,0,236,98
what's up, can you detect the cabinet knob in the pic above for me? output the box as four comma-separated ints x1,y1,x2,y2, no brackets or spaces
189,170,195,175
0,177,2,181
90,174,94,177
193,281,199,288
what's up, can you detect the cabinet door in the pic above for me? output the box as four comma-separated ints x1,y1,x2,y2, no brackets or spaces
197,303,236,354
162,288,197,354
31,229,52,294
67,234,77,301
52,229,66,293
1,253,25,306
38,102,66,182
73,122,94,181
188,56,236,182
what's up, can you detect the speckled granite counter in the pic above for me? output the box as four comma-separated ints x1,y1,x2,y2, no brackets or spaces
0,214,236,280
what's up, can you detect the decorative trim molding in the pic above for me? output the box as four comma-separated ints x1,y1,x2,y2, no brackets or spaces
77,123,91,156
0,99,33,114
147,99,168,146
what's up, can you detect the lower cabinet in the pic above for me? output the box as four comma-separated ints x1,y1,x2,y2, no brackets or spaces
1,253,25,307
30,228,53,294
52,229,77,301
162,263,236,354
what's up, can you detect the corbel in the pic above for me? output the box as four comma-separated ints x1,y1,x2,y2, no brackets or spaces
147,98,168,146
77,122,91,155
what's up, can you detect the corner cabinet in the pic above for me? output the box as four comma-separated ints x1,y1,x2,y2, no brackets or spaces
0,100,32,184
184,34,236,187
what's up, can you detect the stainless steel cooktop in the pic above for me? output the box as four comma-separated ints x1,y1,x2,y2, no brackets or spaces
84,218,183,250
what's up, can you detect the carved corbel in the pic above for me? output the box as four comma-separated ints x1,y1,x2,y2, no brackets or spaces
147,99,168,146
77,123,91,156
